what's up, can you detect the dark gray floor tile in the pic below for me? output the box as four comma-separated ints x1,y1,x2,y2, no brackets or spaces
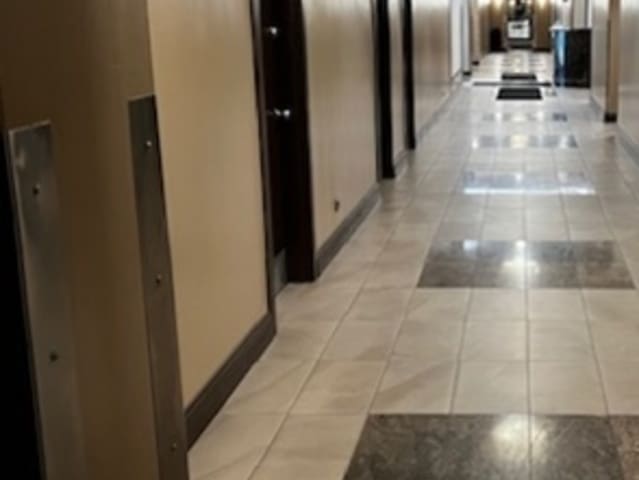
474,264,526,288
578,262,635,289
528,242,577,264
531,416,624,480
418,261,476,288
427,241,478,263
610,417,639,480
528,264,581,288
345,415,530,480
419,240,634,289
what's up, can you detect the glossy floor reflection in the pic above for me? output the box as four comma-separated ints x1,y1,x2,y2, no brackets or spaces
473,134,578,149
188,51,639,480
481,112,568,122
461,171,595,195
346,415,636,480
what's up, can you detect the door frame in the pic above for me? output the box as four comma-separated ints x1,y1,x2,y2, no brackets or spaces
250,0,317,290
2,108,44,480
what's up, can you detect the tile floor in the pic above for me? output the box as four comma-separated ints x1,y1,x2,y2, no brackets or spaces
189,51,639,479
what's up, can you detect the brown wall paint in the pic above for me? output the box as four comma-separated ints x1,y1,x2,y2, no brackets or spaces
413,0,452,132
146,0,268,405
618,0,639,142
0,2,160,479
303,0,378,249
390,0,407,159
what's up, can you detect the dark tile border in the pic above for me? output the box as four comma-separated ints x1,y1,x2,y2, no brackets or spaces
346,415,638,480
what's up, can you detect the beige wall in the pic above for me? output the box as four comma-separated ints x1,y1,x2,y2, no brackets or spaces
591,0,619,115
413,0,452,132
619,0,639,144
0,1,160,479
470,0,483,63
390,0,407,159
146,0,268,405
303,0,378,248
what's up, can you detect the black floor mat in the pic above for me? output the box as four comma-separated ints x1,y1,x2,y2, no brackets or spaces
497,87,543,100
474,80,552,87
502,72,537,81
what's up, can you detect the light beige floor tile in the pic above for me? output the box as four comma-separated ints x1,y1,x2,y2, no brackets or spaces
278,286,358,323
371,357,456,413
529,323,594,362
363,262,423,289
223,358,315,414
530,361,606,415
462,322,526,361
265,322,337,359
468,289,526,322
322,321,398,361
189,414,284,480
568,222,613,241
528,289,586,321
453,362,527,414
590,321,639,363
526,221,569,241
291,360,385,414
250,458,348,480
251,415,363,479
481,222,524,241
318,260,372,288
583,290,639,323
343,288,413,323
406,289,471,323
393,320,464,361
600,362,639,414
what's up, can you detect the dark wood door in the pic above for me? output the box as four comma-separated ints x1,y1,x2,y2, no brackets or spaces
374,0,395,179
253,0,315,287
2,130,43,479
402,0,417,149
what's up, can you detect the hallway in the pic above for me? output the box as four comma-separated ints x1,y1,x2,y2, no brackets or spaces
189,52,639,479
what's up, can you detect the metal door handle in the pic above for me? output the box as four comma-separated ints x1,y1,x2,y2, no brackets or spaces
267,109,292,121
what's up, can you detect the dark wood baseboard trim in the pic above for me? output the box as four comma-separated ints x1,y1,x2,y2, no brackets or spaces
590,95,618,124
416,83,461,142
604,112,618,123
186,313,276,447
393,149,410,176
315,185,381,275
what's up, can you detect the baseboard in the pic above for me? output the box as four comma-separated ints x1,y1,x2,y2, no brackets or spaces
393,149,410,177
604,112,618,123
315,185,380,275
590,95,618,123
185,312,276,447
416,82,462,142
